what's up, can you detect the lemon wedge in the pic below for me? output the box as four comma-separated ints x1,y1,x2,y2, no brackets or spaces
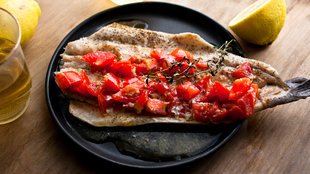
228,0,286,45
0,0,41,45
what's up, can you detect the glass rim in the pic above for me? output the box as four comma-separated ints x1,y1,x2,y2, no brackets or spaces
0,7,21,62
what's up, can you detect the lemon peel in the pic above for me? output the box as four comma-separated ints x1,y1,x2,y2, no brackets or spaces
0,0,41,45
229,0,286,45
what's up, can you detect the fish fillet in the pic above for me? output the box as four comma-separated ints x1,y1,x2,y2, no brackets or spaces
57,23,310,127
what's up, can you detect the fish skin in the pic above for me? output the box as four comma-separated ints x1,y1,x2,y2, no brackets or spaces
57,23,310,127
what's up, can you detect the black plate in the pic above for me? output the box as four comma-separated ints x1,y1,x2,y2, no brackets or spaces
46,2,245,169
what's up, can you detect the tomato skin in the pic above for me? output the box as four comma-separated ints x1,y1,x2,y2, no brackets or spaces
145,98,168,115
170,48,188,61
103,73,121,92
98,94,114,114
109,60,136,78
81,51,116,69
229,78,252,100
232,62,252,79
176,81,200,101
222,103,246,121
207,82,230,102
196,60,208,69
143,58,158,70
112,80,146,103
55,71,83,90
86,81,104,97
192,102,228,123
150,49,168,60
134,90,150,114
196,75,211,90
155,72,167,82
122,77,141,87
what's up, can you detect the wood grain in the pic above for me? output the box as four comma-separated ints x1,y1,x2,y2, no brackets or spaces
0,0,309,173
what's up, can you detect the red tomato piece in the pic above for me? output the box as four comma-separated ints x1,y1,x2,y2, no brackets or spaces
133,63,148,75
207,82,230,102
160,55,176,72
109,60,136,77
143,58,158,71
155,72,167,82
69,81,91,97
170,48,188,61
176,81,200,101
129,56,143,63
112,80,146,103
145,98,168,115
87,81,105,97
229,78,252,100
55,71,83,90
81,51,116,68
103,73,121,92
122,77,141,87
129,56,148,75
179,61,196,75
196,60,209,69
196,75,211,91
192,102,228,123
222,103,246,121
134,90,150,114
152,82,172,100
232,62,252,79
98,94,114,114
150,49,168,60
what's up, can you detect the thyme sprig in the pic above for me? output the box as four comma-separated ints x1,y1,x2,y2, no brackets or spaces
145,39,237,85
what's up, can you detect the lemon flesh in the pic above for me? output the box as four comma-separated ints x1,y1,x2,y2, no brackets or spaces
229,0,286,45
0,0,41,45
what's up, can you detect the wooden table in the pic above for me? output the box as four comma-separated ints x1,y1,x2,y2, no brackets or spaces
1,0,309,173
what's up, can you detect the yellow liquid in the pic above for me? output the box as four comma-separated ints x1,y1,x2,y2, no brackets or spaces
0,38,31,124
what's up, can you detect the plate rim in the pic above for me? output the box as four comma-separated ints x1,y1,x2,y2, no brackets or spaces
45,1,245,169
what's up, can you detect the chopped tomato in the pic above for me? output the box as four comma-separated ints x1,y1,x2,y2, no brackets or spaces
192,102,228,123
134,90,150,114
196,60,209,69
112,80,146,103
133,63,148,75
130,56,148,75
109,60,136,77
98,94,114,114
122,77,141,87
229,78,252,100
129,56,143,63
81,51,116,69
232,62,252,79
152,82,171,100
160,55,176,73
196,75,211,90
207,82,230,102
69,81,91,97
235,84,258,117
155,72,167,82
192,92,209,102
170,48,188,61
145,98,168,115
143,58,158,70
103,73,121,92
150,49,168,60
55,71,83,90
87,81,105,97
222,103,246,121
179,61,196,75
176,81,200,101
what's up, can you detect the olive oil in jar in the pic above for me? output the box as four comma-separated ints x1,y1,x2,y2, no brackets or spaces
0,37,32,124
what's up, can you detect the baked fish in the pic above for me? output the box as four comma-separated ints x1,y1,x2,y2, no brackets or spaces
56,23,310,127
